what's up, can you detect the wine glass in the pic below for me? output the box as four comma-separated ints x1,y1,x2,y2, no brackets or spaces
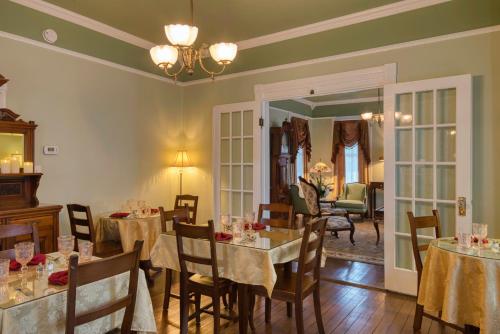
78,240,93,263
479,224,488,248
14,241,34,286
58,235,75,267
0,258,10,284
220,214,231,234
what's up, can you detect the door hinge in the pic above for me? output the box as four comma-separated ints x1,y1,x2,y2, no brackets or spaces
259,117,264,127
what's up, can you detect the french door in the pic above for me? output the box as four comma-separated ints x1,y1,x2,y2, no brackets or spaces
213,102,261,226
384,75,472,295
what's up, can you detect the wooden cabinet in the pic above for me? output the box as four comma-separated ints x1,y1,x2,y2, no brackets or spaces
270,121,295,204
0,205,62,253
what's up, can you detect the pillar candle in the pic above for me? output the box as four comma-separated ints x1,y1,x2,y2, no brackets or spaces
0,159,11,174
10,157,20,174
23,162,34,173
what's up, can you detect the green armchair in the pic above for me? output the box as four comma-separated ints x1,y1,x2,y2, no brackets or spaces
335,182,368,215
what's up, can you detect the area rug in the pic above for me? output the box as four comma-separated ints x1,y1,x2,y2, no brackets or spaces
324,220,384,265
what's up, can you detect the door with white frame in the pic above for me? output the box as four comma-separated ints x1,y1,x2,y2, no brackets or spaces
213,102,261,226
384,75,472,296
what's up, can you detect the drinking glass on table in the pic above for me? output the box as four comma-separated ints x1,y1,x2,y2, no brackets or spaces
245,212,255,225
220,214,232,234
78,240,93,262
58,235,75,266
0,258,10,284
14,241,34,286
472,223,487,248
458,232,472,249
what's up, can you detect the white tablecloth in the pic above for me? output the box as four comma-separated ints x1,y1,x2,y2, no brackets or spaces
0,265,157,333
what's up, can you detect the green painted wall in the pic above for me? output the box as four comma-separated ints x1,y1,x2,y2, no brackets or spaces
269,100,312,117
182,30,500,237
312,102,379,118
0,35,183,233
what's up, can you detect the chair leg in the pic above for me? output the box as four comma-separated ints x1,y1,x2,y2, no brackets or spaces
333,231,339,238
213,293,221,334
349,226,355,245
248,293,256,331
163,269,172,311
286,302,293,318
413,303,424,331
265,298,271,323
294,299,304,334
374,221,380,245
195,292,201,326
229,284,237,312
222,293,229,309
313,286,325,334
179,283,189,334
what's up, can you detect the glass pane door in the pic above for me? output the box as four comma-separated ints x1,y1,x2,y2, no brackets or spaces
384,75,472,295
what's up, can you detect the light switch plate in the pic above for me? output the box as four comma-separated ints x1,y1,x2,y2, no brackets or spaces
43,145,59,155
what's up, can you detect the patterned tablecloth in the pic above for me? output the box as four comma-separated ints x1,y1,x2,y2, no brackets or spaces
418,238,500,333
96,215,163,261
0,254,157,334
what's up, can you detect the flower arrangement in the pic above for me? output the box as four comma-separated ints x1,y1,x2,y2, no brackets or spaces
309,161,333,199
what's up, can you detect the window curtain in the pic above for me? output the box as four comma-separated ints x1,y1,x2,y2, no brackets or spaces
290,117,312,163
331,120,371,195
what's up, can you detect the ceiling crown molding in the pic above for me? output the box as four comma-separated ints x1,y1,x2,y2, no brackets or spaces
236,0,451,50
9,0,156,49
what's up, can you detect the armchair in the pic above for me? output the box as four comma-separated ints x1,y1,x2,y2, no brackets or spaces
335,183,368,216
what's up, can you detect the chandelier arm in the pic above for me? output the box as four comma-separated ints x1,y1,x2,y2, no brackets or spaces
161,62,186,80
197,53,226,79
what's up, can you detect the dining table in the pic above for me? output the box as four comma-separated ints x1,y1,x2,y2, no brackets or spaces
0,252,157,334
149,225,309,334
418,238,500,333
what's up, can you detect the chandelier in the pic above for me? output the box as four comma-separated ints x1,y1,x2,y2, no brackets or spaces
149,0,238,81
361,88,384,127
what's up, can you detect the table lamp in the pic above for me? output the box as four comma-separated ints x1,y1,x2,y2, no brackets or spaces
172,150,192,195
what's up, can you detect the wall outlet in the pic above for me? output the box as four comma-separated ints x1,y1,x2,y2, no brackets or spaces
43,145,59,155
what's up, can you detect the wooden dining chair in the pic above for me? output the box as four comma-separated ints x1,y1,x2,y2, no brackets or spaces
174,195,198,224
67,204,123,258
159,205,192,311
257,203,294,228
407,210,463,332
66,240,143,334
174,219,235,334
0,223,41,259
248,217,328,334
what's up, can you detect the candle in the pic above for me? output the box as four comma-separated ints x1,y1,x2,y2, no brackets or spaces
23,162,33,174
10,157,20,174
0,159,11,174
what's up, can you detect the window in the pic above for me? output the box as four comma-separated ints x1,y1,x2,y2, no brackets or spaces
296,147,304,182
345,144,359,183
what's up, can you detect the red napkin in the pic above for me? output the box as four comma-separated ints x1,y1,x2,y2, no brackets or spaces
252,223,266,231
151,208,159,214
48,270,68,285
9,254,47,271
215,232,233,241
110,212,129,219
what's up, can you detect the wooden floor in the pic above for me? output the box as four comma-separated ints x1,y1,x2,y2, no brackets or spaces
320,258,385,290
148,272,459,334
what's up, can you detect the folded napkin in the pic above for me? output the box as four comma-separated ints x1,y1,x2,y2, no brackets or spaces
110,212,129,219
10,254,47,271
215,232,233,241
48,270,68,286
252,223,266,231
150,208,159,215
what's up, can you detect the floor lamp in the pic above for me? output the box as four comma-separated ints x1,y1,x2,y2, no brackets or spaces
173,150,192,195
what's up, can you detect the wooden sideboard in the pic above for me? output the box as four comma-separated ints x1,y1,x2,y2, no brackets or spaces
0,205,62,253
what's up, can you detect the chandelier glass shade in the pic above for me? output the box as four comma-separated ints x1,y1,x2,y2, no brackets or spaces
361,88,384,127
150,0,237,80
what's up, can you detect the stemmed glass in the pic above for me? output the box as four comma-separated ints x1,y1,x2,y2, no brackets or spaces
58,235,75,267
220,214,232,234
472,223,488,248
14,241,34,288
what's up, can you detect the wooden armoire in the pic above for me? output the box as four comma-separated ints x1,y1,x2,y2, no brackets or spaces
270,120,295,203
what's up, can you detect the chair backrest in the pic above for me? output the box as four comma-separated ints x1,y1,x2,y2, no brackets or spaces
407,210,441,285
159,205,191,233
289,185,309,215
65,240,143,334
295,217,327,290
67,204,95,248
339,183,367,201
257,203,294,228
0,223,41,259
298,177,321,217
174,195,199,224
174,219,219,283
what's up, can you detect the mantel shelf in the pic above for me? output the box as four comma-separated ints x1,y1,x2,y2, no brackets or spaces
0,173,43,177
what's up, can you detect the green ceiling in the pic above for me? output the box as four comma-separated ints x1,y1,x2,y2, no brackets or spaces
1,0,500,82
43,0,400,45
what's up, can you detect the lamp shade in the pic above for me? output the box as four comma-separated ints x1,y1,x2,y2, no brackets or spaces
173,150,192,168
209,43,238,64
310,161,331,173
165,24,198,46
361,112,373,120
150,45,178,68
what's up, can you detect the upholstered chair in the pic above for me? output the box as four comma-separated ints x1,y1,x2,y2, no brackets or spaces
335,183,368,216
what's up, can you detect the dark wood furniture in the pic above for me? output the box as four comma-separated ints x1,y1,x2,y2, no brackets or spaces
369,181,384,245
67,204,123,258
0,222,40,259
270,121,295,204
174,195,198,224
407,210,464,332
174,219,235,334
257,203,294,228
0,99,62,253
66,240,143,334
248,218,327,334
